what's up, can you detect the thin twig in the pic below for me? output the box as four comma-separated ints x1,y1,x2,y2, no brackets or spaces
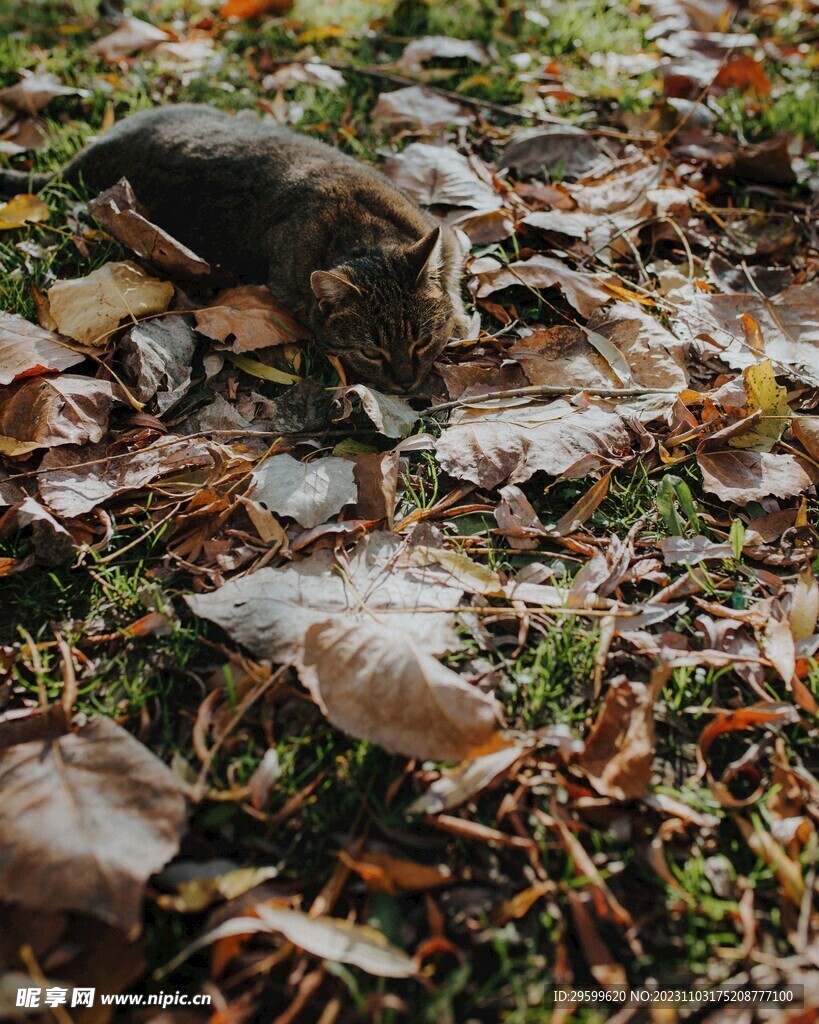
422,382,678,416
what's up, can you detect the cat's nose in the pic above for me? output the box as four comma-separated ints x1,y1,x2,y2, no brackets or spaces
391,359,416,388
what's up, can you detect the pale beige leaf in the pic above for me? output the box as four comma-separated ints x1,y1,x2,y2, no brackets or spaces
336,385,419,438
0,72,88,114
407,743,529,814
48,261,174,346
186,531,462,661
299,618,503,761
251,453,357,529
472,254,617,318
164,906,416,979
789,568,819,642
89,15,173,61
371,86,473,129
383,143,500,209
397,36,489,71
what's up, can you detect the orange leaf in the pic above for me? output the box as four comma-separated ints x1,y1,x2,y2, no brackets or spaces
715,55,772,96
339,850,451,893
219,0,292,17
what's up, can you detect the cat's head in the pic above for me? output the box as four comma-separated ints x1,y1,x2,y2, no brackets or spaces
309,227,468,393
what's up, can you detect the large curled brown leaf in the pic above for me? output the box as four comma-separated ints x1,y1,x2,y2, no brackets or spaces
436,399,632,489
573,679,656,800
0,375,118,452
88,178,214,280
299,618,503,762
0,312,83,385
698,450,819,505
0,717,187,930
194,285,306,351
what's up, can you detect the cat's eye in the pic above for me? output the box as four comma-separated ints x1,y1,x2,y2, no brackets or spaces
356,352,385,367
409,338,431,358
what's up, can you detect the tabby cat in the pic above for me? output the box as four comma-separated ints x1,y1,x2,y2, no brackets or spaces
0,104,470,393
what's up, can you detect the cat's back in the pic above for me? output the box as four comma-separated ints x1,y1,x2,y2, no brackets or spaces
87,104,370,184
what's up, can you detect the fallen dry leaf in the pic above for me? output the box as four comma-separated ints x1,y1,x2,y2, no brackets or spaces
47,261,175,347
89,16,173,62
407,743,529,814
186,531,463,661
472,255,617,318
0,193,49,230
0,72,88,114
117,315,198,412
0,717,187,931
0,116,50,156
660,535,733,565
334,385,418,438
397,36,489,72
494,484,546,550
195,285,305,351
371,86,473,130
0,375,118,451
0,496,74,565
726,359,791,452
263,60,345,91
167,904,416,978
88,178,214,280
37,436,218,517
788,567,819,643
500,125,610,180
436,399,632,488
353,451,399,526
299,617,503,761
671,282,819,384
0,311,83,385
573,678,656,800
383,143,501,210
698,450,819,505
251,454,357,529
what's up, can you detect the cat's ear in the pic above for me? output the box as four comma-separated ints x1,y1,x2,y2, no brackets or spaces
405,227,443,282
310,269,360,311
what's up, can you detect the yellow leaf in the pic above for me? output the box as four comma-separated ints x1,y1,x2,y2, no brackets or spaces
224,351,300,386
728,358,791,452
789,567,819,642
0,434,41,456
0,193,50,230
601,281,655,306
